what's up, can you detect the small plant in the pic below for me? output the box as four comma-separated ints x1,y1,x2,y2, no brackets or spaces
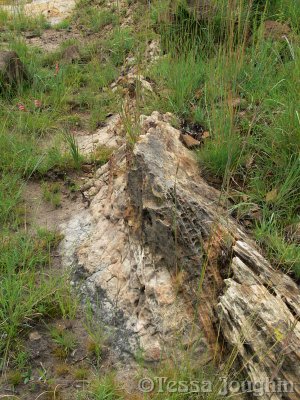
64,132,83,170
50,326,77,358
150,52,205,116
73,367,89,380
74,7,118,33
105,27,135,67
89,375,123,400
54,18,71,30
61,114,82,130
55,363,70,376
84,302,107,367
42,182,62,208
87,339,102,360
13,349,29,371
55,286,79,320
88,91,119,130
0,174,23,227
91,145,114,166
7,370,23,387
121,102,141,146
255,217,300,276
36,228,64,250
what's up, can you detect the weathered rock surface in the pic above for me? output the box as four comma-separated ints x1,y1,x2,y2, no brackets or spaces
218,241,300,400
62,44,80,64
0,51,28,90
2,0,76,24
77,114,122,156
61,112,300,397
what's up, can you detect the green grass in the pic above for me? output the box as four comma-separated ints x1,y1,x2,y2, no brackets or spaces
0,174,23,227
150,52,205,116
255,216,300,276
0,9,50,34
74,4,118,33
88,375,123,400
50,326,78,357
0,230,70,367
42,181,62,208
54,18,71,30
64,132,83,170
104,27,135,66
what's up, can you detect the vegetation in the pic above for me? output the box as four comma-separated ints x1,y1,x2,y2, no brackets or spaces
0,9,50,34
0,230,70,367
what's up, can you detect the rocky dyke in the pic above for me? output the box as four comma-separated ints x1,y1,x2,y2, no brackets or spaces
60,111,300,400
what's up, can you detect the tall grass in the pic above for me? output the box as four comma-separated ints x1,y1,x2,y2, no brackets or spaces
0,8,50,34
64,132,83,169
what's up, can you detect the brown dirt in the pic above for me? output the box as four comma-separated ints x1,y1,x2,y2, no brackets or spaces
23,179,85,233
0,316,112,400
24,28,84,52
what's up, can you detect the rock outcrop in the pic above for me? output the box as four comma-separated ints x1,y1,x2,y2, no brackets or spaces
0,51,28,91
61,112,300,398
2,0,76,25
218,242,300,400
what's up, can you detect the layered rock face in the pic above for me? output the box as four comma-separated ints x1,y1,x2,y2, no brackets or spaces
61,112,300,398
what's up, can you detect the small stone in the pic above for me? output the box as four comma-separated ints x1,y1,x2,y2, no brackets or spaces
55,320,73,331
29,331,41,341
24,31,39,39
180,133,201,149
140,78,153,92
285,223,300,244
82,164,93,173
229,97,247,110
62,45,80,64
